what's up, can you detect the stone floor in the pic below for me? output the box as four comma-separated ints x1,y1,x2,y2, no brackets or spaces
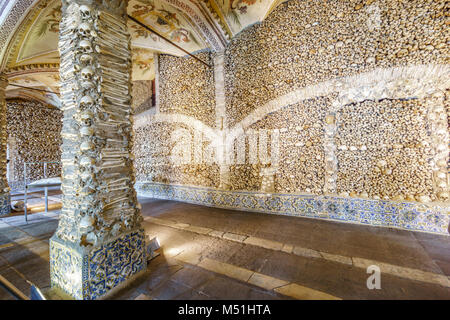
0,196,449,300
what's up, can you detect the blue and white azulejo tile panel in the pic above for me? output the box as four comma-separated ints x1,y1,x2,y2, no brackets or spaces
50,229,146,300
136,182,450,235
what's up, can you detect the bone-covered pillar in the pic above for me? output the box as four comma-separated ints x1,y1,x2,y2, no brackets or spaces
0,74,10,216
50,0,146,300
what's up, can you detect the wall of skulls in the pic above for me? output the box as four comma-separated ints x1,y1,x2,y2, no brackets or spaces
131,80,153,115
159,52,216,127
336,98,435,201
224,0,448,127
134,0,449,205
133,122,220,188
6,99,62,190
246,96,331,194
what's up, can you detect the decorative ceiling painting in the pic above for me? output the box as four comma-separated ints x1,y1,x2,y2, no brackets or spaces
17,1,60,62
0,0,286,106
211,0,286,35
6,87,60,107
128,0,208,55
132,48,156,81
8,72,59,88
7,0,60,68
6,70,61,107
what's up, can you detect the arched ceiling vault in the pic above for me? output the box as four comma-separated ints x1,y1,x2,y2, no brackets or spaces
0,0,286,107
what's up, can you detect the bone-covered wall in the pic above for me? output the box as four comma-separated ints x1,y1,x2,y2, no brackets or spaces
134,0,450,234
131,80,153,115
0,75,9,216
6,99,62,190
159,52,216,127
133,51,220,188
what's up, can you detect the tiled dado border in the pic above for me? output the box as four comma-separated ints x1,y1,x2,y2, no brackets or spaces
136,182,450,235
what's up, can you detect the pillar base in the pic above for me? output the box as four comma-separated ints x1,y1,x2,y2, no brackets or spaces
0,192,10,216
50,228,147,300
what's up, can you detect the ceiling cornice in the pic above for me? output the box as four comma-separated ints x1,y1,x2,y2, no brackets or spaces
4,62,59,77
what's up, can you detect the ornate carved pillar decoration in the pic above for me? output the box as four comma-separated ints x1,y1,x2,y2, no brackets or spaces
50,0,146,300
0,74,10,216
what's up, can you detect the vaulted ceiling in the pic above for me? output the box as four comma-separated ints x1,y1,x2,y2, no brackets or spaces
0,0,286,107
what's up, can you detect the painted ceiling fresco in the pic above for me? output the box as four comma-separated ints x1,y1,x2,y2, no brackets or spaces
1,0,285,106
6,72,60,107
16,1,60,65
132,48,156,81
216,0,285,35
128,0,207,55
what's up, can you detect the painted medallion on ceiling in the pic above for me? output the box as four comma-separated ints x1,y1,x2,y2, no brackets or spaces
128,0,208,55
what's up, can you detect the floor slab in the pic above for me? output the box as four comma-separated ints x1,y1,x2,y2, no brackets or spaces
0,196,448,300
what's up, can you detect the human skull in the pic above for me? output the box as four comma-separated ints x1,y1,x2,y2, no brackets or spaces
80,171,94,181
80,54,93,64
80,141,95,151
80,126,94,136
81,67,94,80
78,22,92,37
438,191,449,201
80,110,94,126
79,5,92,19
79,40,93,53
81,80,95,90
80,95,94,108
85,232,98,246
79,216,95,235
80,156,95,167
